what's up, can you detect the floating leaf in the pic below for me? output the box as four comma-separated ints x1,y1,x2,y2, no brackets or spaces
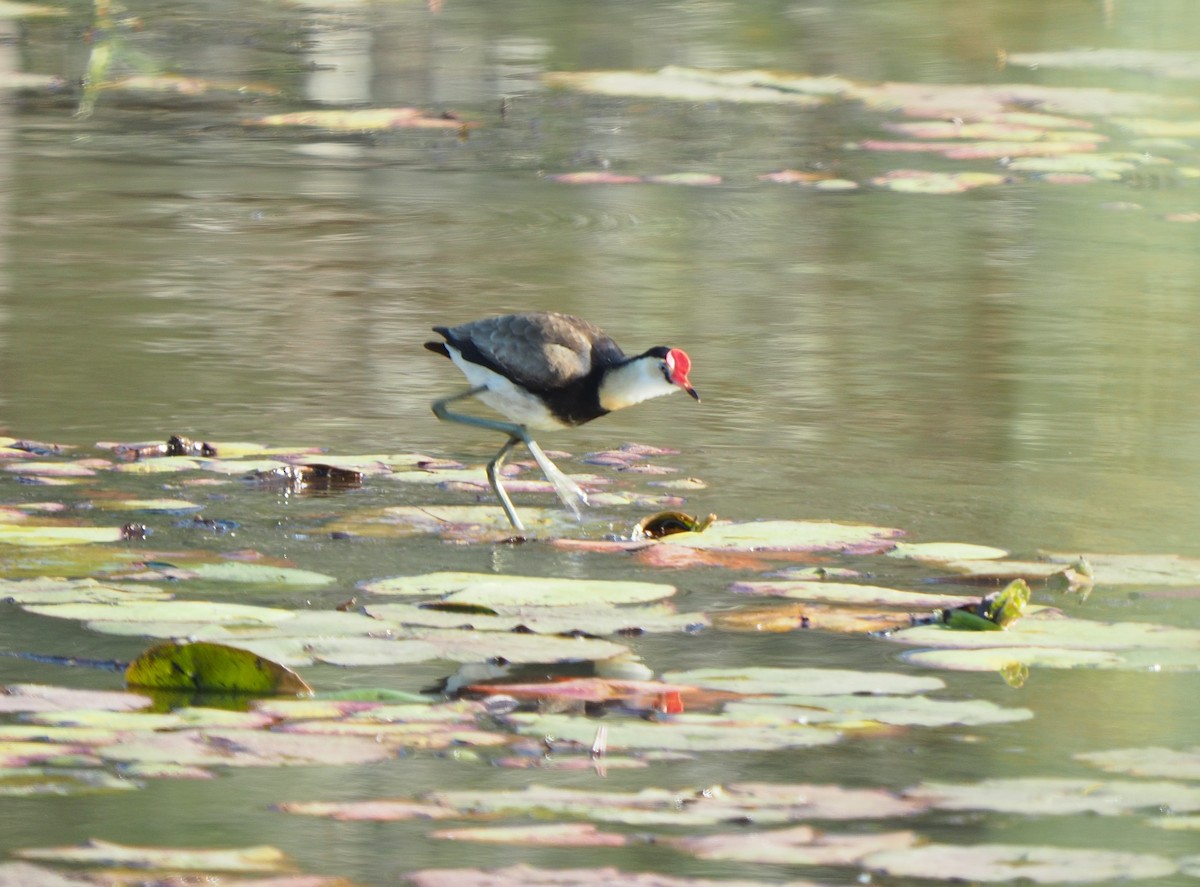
407,863,829,887
870,169,1009,193
727,694,1032,728
125,641,312,695
1075,746,1200,780
178,561,336,586
366,601,707,635
863,842,1177,883
634,511,716,539
16,839,291,873
886,542,1009,563
0,767,137,797
713,601,922,634
244,108,476,132
0,577,171,604
731,579,970,609
431,823,629,847
0,524,127,547
937,552,1200,585
21,599,295,628
506,711,839,752
0,684,150,714
906,777,1200,815
544,67,830,106
659,520,903,553
361,571,675,606
661,666,944,697
671,824,918,866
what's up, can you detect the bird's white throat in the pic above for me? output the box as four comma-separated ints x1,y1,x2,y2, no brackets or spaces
598,356,680,412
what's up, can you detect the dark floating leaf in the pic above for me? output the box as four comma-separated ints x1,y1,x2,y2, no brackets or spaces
633,510,717,540
125,641,312,695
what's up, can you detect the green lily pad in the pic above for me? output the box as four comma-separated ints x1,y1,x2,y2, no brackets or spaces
178,561,336,586
0,684,150,714
407,863,828,887
125,641,312,695
906,777,1200,815
730,579,970,609
15,839,291,873
544,66,832,106
659,520,903,553
726,693,1032,728
21,599,295,627
661,666,944,697
361,571,675,606
97,498,201,512
506,711,840,752
324,504,563,538
424,782,923,827
901,646,1126,671
0,577,172,604
670,824,919,866
0,767,138,797
429,823,628,847
0,524,127,547
886,542,1009,562
1075,746,1200,780
936,552,1200,585
863,842,1177,883
888,611,1200,672
96,728,400,768
870,170,1009,193
366,601,707,635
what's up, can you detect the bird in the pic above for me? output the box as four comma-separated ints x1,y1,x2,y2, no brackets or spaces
425,311,699,533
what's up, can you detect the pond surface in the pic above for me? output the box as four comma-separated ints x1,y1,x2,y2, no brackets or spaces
2,1,1200,885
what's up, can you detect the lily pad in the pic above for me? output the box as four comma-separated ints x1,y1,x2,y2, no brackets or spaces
935,552,1200,586
366,601,707,635
15,839,292,873
506,711,840,752
906,777,1200,815
887,610,1200,672
1075,746,1200,780
407,864,828,887
670,824,919,866
659,520,903,553
0,767,138,797
430,823,629,847
730,580,970,609
0,524,127,547
863,842,1177,883
361,571,675,606
661,666,944,697
726,693,1032,728
244,108,476,131
0,577,172,604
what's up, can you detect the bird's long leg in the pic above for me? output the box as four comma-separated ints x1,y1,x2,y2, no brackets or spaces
521,435,588,518
431,387,589,526
486,435,525,533
433,388,529,531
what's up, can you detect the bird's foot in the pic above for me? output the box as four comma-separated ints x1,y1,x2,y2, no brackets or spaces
524,438,589,520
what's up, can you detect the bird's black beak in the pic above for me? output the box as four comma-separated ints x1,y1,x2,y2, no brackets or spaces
686,386,700,402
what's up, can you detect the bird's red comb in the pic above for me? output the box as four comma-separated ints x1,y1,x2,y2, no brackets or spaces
668,349,699,401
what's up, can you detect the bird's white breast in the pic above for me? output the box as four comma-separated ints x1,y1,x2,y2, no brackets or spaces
446,347,569,431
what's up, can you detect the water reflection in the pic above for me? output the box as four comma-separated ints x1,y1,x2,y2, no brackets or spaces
1,5,1200,879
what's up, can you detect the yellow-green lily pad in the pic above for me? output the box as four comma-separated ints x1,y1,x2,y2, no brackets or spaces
361,571,675,606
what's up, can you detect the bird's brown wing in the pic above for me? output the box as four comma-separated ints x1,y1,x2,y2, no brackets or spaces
442,313,623,393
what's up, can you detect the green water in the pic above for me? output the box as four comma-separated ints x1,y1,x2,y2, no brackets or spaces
2,1,1200,884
